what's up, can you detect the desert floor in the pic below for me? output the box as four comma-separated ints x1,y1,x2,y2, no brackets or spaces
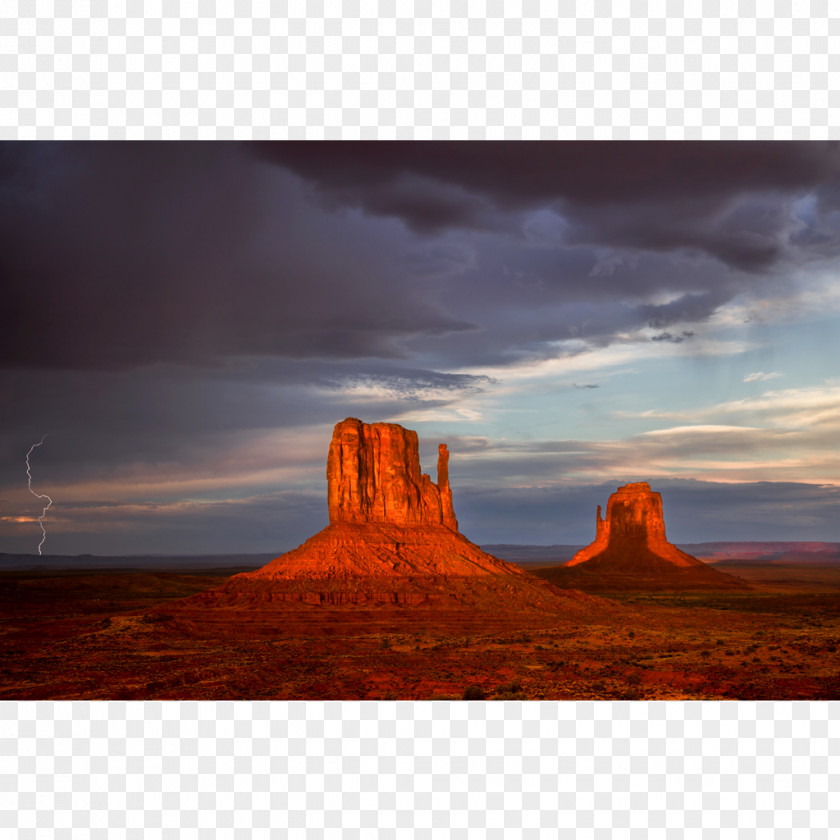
1,564,838,701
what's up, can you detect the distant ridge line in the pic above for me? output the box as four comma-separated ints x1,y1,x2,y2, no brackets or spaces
4,541,840,572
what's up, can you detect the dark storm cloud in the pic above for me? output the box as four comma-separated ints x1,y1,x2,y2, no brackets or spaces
650,331,695,344
560,194,789,272
259,141,840,270
3,141,838,378
790,173,840,258
257,141,838,216
640,290,731,329
0,142,474,371
396,243,744,368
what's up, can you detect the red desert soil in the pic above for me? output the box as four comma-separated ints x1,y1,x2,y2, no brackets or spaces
1,564,838,701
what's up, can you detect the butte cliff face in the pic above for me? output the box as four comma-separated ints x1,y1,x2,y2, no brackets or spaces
547,482,746,590
327,418,458,530
211,418,595,611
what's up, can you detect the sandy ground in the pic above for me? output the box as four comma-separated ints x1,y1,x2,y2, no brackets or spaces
1,564,838,700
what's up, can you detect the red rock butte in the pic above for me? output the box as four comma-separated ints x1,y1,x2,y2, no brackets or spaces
327,419,458,531
559,482,746,590
212,418,599,611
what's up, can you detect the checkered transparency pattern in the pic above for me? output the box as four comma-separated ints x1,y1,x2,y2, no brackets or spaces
1,1,838,138
2,1,839,837
2,701,839,838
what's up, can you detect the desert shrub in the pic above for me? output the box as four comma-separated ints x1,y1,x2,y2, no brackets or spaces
494,681,522,695
617,688,645,700
491,680,526,701
462,685,486,701
141,613,173,624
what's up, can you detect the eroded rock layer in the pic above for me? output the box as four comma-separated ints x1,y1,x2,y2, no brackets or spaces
212,521,590,609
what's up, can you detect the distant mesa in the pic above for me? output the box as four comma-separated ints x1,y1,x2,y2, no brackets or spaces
568,481,698,569
543,482,747,591
205,418,599,611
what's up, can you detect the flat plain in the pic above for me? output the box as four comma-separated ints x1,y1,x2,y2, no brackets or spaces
1,560,838,701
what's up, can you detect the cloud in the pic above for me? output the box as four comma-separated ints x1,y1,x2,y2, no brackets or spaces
317,369,493,402
744,371,783,382
5,471,837,553
2,142,837,380
0,143,473,371
260,141,840,271
0,490,328,555
651,330,696,343
257,141,839,221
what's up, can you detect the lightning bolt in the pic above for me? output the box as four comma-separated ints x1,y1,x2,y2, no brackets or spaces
26,435,52,556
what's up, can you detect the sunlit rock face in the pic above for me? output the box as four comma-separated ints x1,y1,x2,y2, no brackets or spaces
327,418,458,530
564,482,746,589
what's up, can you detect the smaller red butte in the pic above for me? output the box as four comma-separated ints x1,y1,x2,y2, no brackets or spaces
569,481,698,568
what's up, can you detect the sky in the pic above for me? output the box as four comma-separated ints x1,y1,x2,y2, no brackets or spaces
1,140,840,555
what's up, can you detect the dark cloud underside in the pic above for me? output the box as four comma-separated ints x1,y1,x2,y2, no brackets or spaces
2,141,839,373
0,143,472,371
